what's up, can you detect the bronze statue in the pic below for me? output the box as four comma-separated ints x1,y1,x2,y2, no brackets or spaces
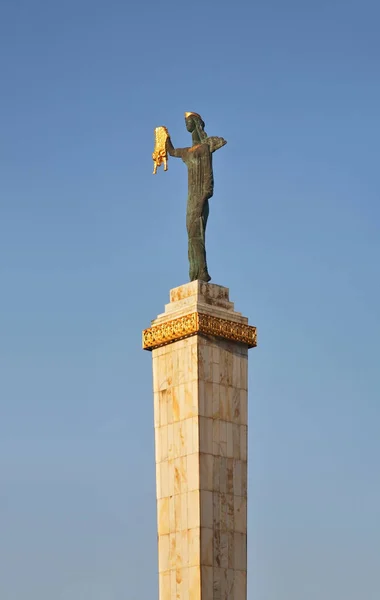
152,113,227,282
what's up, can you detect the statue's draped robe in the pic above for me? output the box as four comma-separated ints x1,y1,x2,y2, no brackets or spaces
184,143,214,281
167,137,225,282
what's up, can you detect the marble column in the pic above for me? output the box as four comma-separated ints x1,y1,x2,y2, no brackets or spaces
143,282,256,600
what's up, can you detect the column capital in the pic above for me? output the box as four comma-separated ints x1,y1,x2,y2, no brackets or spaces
143,282,257,351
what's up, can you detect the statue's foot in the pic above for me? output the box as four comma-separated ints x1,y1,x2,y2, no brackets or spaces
199,272,211,283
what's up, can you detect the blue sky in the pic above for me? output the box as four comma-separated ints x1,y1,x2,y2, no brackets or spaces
1,0,379,598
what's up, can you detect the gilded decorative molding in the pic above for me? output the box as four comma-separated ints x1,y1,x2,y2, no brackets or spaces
197,313,257,349
142,312,257,350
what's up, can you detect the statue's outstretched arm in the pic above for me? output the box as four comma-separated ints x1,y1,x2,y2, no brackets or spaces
166,136,188,159
208,136,227,153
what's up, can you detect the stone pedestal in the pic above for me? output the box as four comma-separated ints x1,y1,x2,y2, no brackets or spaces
143,282,256,600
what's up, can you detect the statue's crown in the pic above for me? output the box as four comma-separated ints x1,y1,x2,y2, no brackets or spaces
185,112,202,119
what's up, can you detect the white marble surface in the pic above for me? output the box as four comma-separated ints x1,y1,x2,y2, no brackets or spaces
152,281,248,326
152,283,249,600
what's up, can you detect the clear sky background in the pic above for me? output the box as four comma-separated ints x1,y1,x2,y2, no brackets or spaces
0,0,379,598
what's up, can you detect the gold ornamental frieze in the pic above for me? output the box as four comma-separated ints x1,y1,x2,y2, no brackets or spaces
142,311,257,350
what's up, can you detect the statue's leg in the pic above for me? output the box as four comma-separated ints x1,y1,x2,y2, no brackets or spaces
198,199,211,281
187,210,200,281
186,201,211,282
197,216,211,282
187,214,198,281
188,236,196,281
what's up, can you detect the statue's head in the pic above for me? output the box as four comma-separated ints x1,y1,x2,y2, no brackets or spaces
185,112,207,143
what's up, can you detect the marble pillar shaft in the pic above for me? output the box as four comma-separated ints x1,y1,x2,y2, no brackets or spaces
143,282,256,600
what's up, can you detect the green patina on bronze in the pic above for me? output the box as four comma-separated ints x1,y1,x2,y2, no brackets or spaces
166,114,227,282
